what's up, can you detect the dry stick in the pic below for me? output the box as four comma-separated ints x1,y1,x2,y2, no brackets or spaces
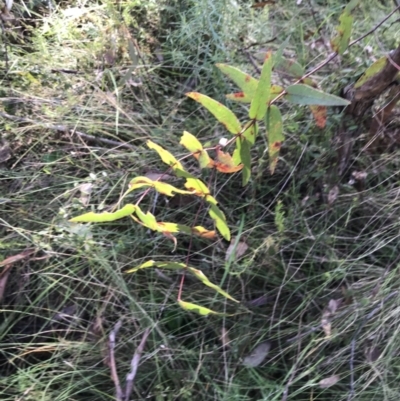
0,111,136,151
109,320,124,401
124,328,151,400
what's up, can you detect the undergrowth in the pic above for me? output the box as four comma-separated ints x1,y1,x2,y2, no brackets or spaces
1,0,400,400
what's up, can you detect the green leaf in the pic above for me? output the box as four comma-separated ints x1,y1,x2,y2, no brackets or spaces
216,64,258,98
285,84,350,106
242,122,258,145
186,92,242,135
273,37,291,67
275,57,304,78
147,140,184,171
354,57,387,89
198,150,213,169
239,137,252,186
69,204,136,223
331,1,358,55
178,300,222,316
209,203,230,241
180,131,203,152
331,12,353,55
188,267,239,302
249,51,273,120
266,105,284,174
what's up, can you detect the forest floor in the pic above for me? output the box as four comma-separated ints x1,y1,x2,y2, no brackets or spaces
1,1,400,400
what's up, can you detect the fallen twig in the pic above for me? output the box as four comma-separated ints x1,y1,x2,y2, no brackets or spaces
124,328,151,400
109,320,124,401
108,320,151,401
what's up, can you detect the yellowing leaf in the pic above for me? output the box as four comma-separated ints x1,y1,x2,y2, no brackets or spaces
126,260,185,273
180,131,203,152
186,92,242,135
127,176,193,197
188,267,239,302
147,140,184,171
134,206,158,230
209,204,230,241
216,64,258,98
184,177,218,204
192,226,217,239
214,148,243,173
69,204,136,223
266,105,284,174
249,52,273,120
178,300,222,316
309,105,327,128
226,92,253,103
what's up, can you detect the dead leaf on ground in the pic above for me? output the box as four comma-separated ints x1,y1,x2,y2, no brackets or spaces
0,269,11,302
327,185,339,206
321,299,342,338
225,238,249,261
319,374,340,388
220,328,231,348
242,341,271,367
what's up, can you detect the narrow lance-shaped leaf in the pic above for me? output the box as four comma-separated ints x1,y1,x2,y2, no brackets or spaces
186,92,242,135
249,51,273,120
126,261,237,302
285,84,350,106
189,267,239,302
147,140,184,171
266,105,284,175
216,64,258,98
239,137,252,186
126,176,193,197
70,204,136,223
209,203,230,241
178,300,223,316
132,206,216,239
330,0,359,55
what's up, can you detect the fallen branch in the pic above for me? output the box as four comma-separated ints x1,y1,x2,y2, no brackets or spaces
108,321,151,401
